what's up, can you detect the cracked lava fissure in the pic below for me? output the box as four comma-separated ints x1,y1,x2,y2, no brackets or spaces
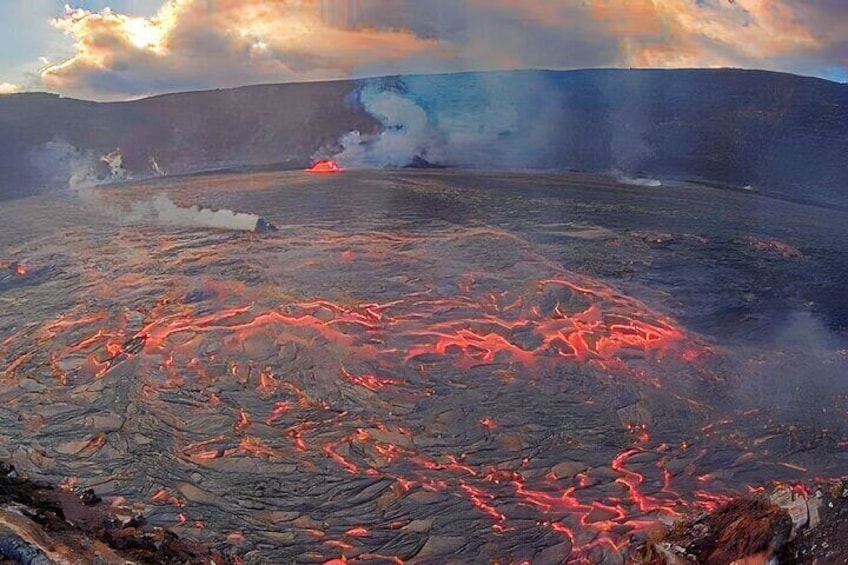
2,170,847,564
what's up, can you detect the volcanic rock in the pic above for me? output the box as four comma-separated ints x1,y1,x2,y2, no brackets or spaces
638,498,792,565
807,495,822,530
770,487,809,531
416,535,466,560
782,479,848,563
254,217,278,233
403,155,445,169
534,541,574,565
402,519,433,533
0,461,226,564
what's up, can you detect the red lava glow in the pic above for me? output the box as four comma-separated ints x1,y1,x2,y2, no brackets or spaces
306,159,343,174
2,260,28,276
340,367,403,391
479,417,497,430
0,249,734,563
21,275,685,390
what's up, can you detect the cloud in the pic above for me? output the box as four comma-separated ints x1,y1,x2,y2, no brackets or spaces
40,0,446,99
0,81,19,95
469,0,828,71
32,0,848,99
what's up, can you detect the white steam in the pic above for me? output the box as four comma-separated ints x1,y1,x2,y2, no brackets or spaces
28,140,268,232
328,74,565,170
30,141,149,193
29,140,101,191
617,175,662,187
331,87,440,167
126,194,262,232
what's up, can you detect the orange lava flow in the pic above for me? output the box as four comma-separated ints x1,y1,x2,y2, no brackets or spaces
0,256,718,564
13,273,688,392
400,278,684,371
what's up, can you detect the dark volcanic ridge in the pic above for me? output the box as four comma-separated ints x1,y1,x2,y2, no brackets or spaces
1,68,846,207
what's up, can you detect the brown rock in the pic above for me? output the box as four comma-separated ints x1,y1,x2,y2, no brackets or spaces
651,498,792,565
84,412,125,432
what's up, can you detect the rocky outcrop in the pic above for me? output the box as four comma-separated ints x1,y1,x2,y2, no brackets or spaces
0,461,225,564
635,479,848,564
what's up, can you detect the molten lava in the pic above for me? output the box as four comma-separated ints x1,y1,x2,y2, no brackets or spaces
306,159,343,174
4,260,27,276
2,208,835,565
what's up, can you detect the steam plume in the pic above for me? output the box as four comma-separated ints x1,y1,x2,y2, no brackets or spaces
331,84,438,167
616,174,662,187
127,194,274,232
28,139,274,232
329,73,567,170
29,140,101,192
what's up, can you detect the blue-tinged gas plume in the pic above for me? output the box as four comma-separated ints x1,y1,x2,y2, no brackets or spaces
331,72,574,170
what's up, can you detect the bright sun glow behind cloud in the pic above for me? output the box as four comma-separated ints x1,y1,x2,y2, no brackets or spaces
1,0,842,99
39,0,444,99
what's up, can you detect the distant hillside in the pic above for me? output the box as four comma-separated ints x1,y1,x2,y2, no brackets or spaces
1,69,846,207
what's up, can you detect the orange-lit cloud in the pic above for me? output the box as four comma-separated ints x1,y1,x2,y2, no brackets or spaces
620,0,820,67
41,0,446,99
472,0,826,70
32,0,848,99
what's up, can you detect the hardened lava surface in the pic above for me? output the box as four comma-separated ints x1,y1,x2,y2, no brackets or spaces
2,170,847,564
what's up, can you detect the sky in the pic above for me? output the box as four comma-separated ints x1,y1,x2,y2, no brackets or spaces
0,0,845,100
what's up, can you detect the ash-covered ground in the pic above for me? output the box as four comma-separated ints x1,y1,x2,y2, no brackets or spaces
1,170,847,564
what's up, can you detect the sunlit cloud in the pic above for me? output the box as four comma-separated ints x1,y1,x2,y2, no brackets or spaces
0,82,20,95
474,0,826,70
40,0,446,99
27,0,848,99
